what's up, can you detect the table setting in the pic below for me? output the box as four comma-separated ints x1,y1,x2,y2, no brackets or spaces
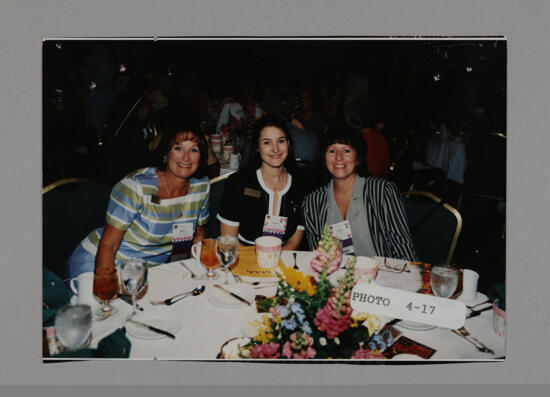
44,229,505,362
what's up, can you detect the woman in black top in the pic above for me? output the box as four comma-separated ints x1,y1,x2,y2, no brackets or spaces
217,115,308,249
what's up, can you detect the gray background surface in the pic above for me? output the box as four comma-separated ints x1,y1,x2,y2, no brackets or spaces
1,0,549,389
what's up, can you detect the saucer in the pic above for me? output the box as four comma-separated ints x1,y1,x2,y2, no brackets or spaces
457,292,488,306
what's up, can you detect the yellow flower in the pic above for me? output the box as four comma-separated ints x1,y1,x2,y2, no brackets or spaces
252,314,275,344
279,265,317,296
351,311,383,335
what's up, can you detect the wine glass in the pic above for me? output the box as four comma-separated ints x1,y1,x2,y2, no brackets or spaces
200,238,220,279
215,235,239,284
430,264,459,298
118,259,148,316
93,267,119,319
54,304,93,351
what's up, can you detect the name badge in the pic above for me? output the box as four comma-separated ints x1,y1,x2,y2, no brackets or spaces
329,220,354,255
244,187,261,198
350,283,467,329
262,214,288,240
172,221,194,256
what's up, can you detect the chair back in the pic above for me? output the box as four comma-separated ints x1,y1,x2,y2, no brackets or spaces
43,178,111,278
206,173,233,238
401,190,462,266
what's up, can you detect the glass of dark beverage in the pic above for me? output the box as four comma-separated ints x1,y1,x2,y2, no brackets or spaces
93,267,119,319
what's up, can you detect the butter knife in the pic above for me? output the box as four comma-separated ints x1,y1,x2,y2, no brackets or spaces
214,284,252,305
466,305,493,319
127,319,176,339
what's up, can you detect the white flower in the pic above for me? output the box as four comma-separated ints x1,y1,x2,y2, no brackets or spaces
334,337,340,345
319,337,327,346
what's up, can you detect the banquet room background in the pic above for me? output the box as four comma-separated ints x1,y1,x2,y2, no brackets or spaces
42,38,506,292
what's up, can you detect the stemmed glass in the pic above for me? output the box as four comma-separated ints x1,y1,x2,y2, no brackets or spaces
93,267,119,319
118,259,148,316
430,264,459,298
215,235,239,284
54,304,93,351
200,238,220,279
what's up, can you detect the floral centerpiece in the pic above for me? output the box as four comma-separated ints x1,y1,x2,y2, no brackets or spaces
232,224,390,360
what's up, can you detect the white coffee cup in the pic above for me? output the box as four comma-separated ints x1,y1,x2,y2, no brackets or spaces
68,272,95,306
354,256,378,283
254,236,282,269
460,269,480,301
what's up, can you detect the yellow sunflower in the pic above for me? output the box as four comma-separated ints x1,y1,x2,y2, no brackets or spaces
279,265,317,296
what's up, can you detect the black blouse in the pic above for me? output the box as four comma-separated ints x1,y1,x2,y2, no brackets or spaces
217,167,307,245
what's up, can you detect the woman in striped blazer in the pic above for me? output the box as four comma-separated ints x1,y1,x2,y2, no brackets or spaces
301,123,416,261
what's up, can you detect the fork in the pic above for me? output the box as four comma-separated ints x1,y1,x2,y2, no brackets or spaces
451,327,494,354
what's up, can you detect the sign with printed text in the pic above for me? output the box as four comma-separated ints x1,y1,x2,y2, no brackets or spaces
350,283,467,329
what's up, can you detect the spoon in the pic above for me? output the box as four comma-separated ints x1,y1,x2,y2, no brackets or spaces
181,262,203,280
150,285,206,306
293,252,299,270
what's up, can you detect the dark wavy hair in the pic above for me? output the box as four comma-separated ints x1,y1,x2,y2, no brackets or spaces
155,120,209,179
245,114,297,174
320,121,369,180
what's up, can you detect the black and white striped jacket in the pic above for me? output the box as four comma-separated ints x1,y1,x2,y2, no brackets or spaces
301,177,417,261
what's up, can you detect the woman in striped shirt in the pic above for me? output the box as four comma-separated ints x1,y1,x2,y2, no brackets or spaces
67,122,210,278
301,123,416,261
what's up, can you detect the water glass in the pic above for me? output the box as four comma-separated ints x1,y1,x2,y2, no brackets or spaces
54,304,93,351
430,264,459,298
118,259,148,316
215,235,239,284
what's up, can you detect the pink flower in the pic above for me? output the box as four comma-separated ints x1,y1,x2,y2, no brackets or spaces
309,249,341,276
249,343,281,359
281,333,316,359
351,347,386,359
313,297,353,339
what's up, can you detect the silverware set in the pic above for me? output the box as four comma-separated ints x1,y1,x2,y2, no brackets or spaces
451,326,495,354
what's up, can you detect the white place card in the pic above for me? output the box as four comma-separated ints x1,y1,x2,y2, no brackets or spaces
350,283,467,329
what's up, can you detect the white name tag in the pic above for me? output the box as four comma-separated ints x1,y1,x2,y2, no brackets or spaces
329,220,354,255
350,283,467,329
262,215,287,240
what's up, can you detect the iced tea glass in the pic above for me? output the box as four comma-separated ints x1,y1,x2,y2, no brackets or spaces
200,238,220,279
93,267,119,319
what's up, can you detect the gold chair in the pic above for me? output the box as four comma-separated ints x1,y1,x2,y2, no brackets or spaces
401,190,462,266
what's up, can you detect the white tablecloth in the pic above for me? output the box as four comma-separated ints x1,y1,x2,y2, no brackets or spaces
90,251,505,361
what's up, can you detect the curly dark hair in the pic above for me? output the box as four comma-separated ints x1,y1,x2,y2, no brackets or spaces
155,120,209,179
320,121,369,180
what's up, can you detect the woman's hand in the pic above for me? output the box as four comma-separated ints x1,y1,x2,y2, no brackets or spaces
282,229,304,251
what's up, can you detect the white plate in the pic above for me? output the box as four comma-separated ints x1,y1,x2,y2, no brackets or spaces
125,314,182,340
395,320,436,331
392,353,425,360
240,313,272,338
457,292,488,306
208,284,254,309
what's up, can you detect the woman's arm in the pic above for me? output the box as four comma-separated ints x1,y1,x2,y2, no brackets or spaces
220,222,239,238
193,225,207,244
283,228,304,251
94,224,125,271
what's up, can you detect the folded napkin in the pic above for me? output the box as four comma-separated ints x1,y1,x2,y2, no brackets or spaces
43,268,74,326
231,246,284,278
48,328,131,359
